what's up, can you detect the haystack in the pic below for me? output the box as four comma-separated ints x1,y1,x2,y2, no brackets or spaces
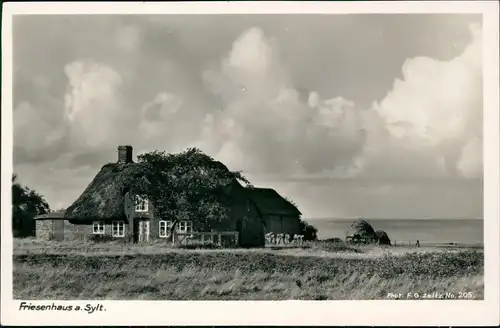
375,230,391,246
65,162,143,222
346,219,376,243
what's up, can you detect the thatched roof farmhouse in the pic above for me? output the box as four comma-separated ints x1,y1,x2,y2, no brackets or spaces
35,145,302,247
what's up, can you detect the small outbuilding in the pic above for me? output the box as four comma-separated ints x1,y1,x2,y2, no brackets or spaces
35,211,70,241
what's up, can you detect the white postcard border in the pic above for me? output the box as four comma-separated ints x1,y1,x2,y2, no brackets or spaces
1,1,499,326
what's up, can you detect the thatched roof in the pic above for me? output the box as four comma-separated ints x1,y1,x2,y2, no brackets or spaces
243,187,301,216
65,163,141,222
346,219,376,239
65,150,301,222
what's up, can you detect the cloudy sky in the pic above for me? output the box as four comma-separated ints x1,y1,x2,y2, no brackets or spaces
13,14,483,219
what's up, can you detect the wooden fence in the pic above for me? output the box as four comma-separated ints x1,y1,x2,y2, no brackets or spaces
391,240,484,248
174,231,239,247
345,236,371,244
342,236,483,248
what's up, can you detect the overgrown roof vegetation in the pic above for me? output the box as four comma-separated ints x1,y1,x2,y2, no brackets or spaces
128,148,252,229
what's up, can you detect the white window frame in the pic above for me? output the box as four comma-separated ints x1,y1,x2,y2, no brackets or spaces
177,220,193,234
135,195,149,212
112,221,125,237
159,220,173,238
92,221,105,234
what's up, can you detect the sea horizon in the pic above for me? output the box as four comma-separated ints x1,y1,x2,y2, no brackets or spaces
305,217,484,244
303,217,483,220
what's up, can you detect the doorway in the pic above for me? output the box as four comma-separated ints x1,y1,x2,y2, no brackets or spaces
52,219,64,241
133,219,150,243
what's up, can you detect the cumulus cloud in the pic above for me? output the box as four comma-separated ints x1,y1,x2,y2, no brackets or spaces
138,92,184,141
198,24,482,181
64,60,125,148
14,101,67,161
357,23,483,179
61,59,191,160
141,92,182,121
456,136,482,179
16,20,482,182
199,27,367,177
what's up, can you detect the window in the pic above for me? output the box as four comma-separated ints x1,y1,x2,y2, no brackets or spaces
159,220,193,236
159,220,173,238
135,195,149,212
112,221,125,237
92,221,105,234
177,220,193,234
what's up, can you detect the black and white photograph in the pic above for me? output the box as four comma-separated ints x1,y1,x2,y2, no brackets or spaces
2,1,499,326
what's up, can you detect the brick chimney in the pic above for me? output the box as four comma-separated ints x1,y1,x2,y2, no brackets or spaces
117,145,133,164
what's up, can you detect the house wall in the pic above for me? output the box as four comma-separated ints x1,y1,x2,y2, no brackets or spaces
124,191,154,241
39,189,266,246
224,186,265,247
35,204,294,247
35,219,66,241
76,221,131,242
264,214,300,236
36,219,132,242
123,188,265,247
35,220,52,240
124,191,234,243
234,199,265,247
63,221,89,241
63,221,130,242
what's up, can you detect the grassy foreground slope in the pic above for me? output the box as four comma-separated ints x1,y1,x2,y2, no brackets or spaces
13,247,483,300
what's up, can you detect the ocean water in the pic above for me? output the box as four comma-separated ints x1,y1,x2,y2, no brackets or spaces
306,218,484,245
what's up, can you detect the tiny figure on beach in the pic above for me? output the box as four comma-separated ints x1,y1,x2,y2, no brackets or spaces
416,240,420,248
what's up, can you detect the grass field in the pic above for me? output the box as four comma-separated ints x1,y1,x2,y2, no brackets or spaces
13,239,484,300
